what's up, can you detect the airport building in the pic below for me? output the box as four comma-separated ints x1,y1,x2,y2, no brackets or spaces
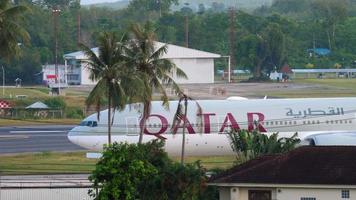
41,64,67,86
63,42,221,85
210,146,356,200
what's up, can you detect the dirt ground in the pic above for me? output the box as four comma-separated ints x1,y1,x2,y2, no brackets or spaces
176,82,341,99
67,80,356,100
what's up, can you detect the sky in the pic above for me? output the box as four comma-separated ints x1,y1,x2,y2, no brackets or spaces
81,0,121,5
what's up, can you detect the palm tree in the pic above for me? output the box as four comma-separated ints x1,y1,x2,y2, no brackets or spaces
0,0,30,60
172,93,202,165
80,32,143,145
126,22,187,144
228,130,300,163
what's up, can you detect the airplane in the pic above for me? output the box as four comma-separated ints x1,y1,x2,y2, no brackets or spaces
68,97,356,156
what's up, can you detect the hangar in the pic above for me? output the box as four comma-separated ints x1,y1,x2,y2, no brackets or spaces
63,42,221,85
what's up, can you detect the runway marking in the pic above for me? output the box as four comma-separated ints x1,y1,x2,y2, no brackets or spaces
9,131,67,134
0,135,29,140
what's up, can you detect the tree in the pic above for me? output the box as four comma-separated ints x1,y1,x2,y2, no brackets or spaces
89,142,158,200
311,0,348,50
172,93,202,165
126,22,186,144
198,4,206,15
237,22,286,79
80,32,143,145
0,0,30,61
128,0,178,15
238,33,269,79
90,140,209,200
262,23,287,74
228,130,300,163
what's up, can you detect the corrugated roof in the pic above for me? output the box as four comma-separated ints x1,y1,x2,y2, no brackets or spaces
210,146,356,185
64,41,221,60
292,69,356,73
26,102,49,109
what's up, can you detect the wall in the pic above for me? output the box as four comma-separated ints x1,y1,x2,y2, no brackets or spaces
171,58,215,84
219,187,277,200
218,186,356,200
0,188,93,200
276,188,356,200
80,63,97,85
76,58,215,85
239,187,277,200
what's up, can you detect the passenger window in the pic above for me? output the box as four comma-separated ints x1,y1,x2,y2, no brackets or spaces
87,121,93,127
92,121,98,127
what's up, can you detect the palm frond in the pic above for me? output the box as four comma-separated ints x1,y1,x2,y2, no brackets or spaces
150,45,168,60
86,79,107,121
1,5,29,18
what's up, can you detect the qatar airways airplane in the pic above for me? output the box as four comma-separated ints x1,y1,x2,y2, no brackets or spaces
68,97,356,156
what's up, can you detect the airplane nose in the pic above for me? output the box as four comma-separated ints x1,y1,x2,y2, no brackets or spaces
67,128,78,144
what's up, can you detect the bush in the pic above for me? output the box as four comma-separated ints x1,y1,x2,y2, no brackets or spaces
11,99,33,107
65,107,84,119
89,140,210,200
44,97,66,109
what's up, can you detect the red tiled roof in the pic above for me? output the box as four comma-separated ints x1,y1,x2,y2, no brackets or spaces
211,146,356,185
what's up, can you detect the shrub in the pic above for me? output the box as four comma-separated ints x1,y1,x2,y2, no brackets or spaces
65,107,84,119
89,141,209,200
44,97,66,109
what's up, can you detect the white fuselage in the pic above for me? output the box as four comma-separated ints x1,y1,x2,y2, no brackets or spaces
68,98,356,156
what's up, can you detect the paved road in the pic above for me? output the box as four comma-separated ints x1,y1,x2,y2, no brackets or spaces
0,174,90,187
0,125,85,154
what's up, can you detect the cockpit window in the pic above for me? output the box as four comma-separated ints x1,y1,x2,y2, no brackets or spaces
79,121,98,127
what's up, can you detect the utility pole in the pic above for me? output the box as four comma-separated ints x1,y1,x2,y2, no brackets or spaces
184,2,189,48
1,66,4,97
228,6,237,71
157,0,162,17
77,12,81,46
52,6,61,94
185,16,189,48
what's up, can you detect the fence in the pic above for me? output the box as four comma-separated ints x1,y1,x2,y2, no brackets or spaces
0,174,93,200
0,108,63,120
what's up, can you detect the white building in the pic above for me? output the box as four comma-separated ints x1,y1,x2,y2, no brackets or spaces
42,64,66,86
63,42,221,85
210,146,356,200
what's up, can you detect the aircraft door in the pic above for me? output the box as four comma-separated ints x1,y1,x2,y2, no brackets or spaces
126,117,139,136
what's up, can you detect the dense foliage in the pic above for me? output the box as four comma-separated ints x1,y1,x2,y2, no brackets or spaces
89,140,211,200
3,0,356,83
228,130,300,163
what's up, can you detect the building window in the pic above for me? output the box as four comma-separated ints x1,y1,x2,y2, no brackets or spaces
301,198,316,200
342,190,350,199
68,74,79,81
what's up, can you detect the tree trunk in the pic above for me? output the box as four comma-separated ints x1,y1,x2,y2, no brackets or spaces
138,117,145,144
138,102,149,144
327,30,332,50
332,23,336,49
254,61,262,79
180,99,188,165
108,89,112,145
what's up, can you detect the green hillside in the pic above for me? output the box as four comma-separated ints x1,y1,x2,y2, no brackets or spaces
88,0,273,11
83,0,129,9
